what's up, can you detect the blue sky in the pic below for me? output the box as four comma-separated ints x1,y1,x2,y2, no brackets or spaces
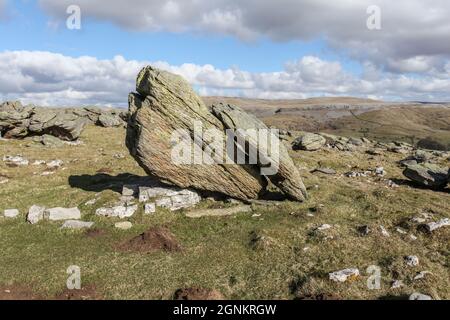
0,0,449,106
1,0,362,74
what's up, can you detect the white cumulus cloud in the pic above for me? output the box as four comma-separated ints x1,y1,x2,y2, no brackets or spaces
1,51,450,107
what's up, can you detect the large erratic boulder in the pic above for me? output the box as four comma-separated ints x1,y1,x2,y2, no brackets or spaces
403,163,449,189
126,66,308,201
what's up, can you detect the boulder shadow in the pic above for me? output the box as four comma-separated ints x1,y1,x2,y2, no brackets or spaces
68,173,149,193
390,178,450,194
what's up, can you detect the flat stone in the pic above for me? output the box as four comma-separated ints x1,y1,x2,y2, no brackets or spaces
27,205,45,224
3,209,19,218
329,268,360,282
61,220,94,229
423,218,450,233
185,205,252,218
114,221,133,230
391,280,404,289
44,207,81,221
95,205,138,218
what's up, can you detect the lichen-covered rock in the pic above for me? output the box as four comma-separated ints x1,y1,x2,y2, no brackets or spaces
403,163,449,189
211,103,307,201
126,66,268,201
292,133,326,151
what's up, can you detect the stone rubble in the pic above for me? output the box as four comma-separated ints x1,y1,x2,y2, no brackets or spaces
329,268,360,282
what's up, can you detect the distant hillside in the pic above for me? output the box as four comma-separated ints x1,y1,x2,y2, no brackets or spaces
202,96,450,150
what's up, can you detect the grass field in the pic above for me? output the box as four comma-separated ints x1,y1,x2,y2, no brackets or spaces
0,125,449,299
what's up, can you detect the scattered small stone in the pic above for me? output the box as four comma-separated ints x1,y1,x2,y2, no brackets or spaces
3,155,29,166
409,292,432,300
40,171,55,176
316,224,332,231
46,160,63,169
414,271,432,280
27,205,45,224
252,213,262,218
379,225,390,237
32,160,46,165
375,167,385,176
115,221,133,230
3,209,19,218
409,234,418,241
405,255,419,267
144,203,156,214
113,153,125,159
95,205,138,218
391,280,404,289
84,198,97,206
329,268,360,282
61,220,94,230
422,218,450,233
396,227,407,235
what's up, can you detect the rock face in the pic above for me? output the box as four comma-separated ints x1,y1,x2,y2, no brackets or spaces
292,133,326,151
403,163,449,189
126,66,307,201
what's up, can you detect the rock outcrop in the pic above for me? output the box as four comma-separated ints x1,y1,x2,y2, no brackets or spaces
292,133,326,151
126,66,307,201
0,101,127,140
403,163,449,189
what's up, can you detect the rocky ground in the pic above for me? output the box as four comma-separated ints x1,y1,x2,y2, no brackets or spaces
1,123,449,299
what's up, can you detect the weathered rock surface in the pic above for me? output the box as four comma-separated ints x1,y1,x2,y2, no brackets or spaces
126,66,307,201
292,133,326,151
95,205,138,218
403,163,449,189
27,205,45,224
44,207,81,221
211,103,307,201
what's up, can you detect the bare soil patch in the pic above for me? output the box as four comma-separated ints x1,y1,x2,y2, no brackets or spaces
118,226,182,253
0,284,41,300
54,285,102,300
173,287,224,300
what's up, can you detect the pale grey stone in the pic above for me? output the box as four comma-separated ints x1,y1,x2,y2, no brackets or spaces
329,268,360,282
44,207,81,221
27,205,45,224
95,204,137,218
424,218,450,233
409,292,432,300
405,255,419,267
4,209,19,218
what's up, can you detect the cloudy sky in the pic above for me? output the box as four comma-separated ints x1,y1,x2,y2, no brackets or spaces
0,0,449,106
